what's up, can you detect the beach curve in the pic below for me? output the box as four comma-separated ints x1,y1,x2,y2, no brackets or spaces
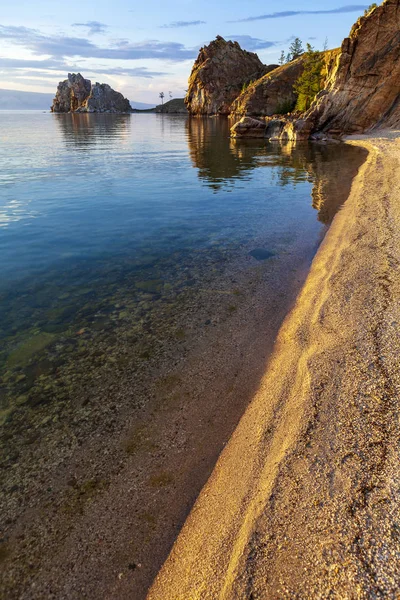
147,131,400,599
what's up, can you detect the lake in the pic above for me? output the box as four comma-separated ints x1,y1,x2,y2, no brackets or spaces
0,112,367,599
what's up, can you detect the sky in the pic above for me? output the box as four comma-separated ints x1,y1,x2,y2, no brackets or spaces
0,1,369,103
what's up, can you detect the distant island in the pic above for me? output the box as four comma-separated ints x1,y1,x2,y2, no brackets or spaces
50,73,132,113
0,87,156,111
49,74,187,115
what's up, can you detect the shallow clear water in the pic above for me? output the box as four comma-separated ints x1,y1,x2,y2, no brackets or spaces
0,112,367,418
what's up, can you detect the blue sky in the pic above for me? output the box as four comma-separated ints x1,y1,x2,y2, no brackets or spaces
0,1,369,103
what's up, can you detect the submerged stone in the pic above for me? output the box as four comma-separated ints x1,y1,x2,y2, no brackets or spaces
249,248,275,261
7,333,55,367
135,280,165,294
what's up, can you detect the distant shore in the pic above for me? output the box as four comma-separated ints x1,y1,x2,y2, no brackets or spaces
133,98,187,114
148,130,400,598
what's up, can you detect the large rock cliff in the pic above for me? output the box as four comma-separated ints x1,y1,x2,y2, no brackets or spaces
231,49,340,118
185,36,274,115
306,0,400,133
51,74,132,113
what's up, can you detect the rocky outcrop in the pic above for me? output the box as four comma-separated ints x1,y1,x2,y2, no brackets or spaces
51,73,91,113
185,36,275,115
306,0,400,133
231,49,340,118
80,83,132,113
230,59,303,117
230,117,267,138
231,1,400,138
51,73,132,113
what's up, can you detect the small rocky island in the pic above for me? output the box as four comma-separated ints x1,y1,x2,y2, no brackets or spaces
51,73,132,113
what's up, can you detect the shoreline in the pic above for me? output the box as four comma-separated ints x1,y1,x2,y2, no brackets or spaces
148,130,400,598
0,136,368,600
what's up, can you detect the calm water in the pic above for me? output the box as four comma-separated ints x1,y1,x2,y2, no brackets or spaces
0,112,367,422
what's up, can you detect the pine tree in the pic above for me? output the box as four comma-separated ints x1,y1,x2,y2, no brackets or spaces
294,44,324,112
287,37,304,62
279,51,285,66
364,3,377,15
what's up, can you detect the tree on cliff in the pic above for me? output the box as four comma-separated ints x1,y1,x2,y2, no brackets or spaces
364,3,377,14
294,44,324,112
286,38,304,62
279,51,285,66
159,92,165,104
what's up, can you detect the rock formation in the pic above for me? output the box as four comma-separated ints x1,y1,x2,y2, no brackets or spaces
51,73,91,113
305,0,400,134
230,59,302,118
51,73,132,113
230,0,399,138
185,36,275,115
230,116,267,138
231,49,340,118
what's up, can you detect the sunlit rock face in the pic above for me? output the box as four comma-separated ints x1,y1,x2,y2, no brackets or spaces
51,74,132,113
231,49,339,118
230,0,400,139
306,0,400,133
185,36,274,115
230,59,304,118
230,117,267,138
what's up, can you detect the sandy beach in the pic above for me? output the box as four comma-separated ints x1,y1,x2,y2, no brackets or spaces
4,133,363,599
148,131,400,599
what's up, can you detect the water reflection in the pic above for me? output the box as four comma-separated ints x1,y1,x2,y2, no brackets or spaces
54,113,131,150
187,118,367,224
0,113,367,437
186,118,263,190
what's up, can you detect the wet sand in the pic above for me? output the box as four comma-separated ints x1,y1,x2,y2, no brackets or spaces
148,131,400,599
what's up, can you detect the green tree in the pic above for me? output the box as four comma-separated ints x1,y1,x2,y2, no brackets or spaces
279,50,285,66
294,44,324,112
286,37,304,62
364,3,377,15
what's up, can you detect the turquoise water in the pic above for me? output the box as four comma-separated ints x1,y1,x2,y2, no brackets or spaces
0,112,366,422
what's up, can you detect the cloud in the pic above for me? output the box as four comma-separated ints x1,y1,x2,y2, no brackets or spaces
0,57,167,78
72,21,108,35
0,24,197,62
91,66,167,78
225,35,276,51
230,5,368,23
0,57,65,69
160,20,206,28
